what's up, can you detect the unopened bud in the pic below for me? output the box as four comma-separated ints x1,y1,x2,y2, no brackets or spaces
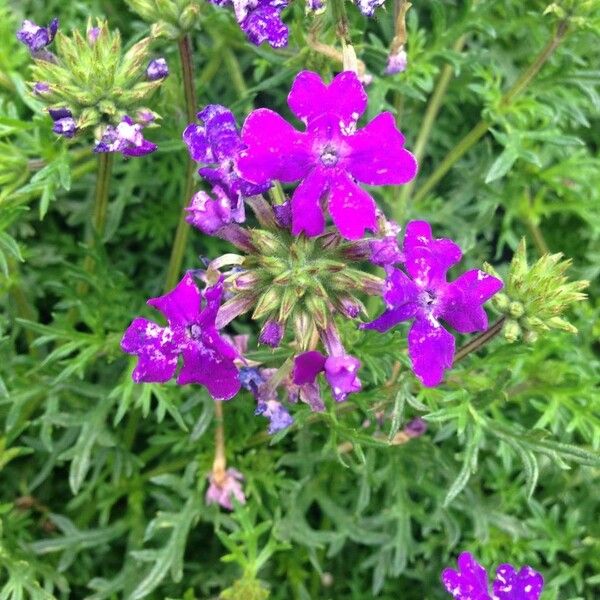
503,319,521,343
508,301,524,318
522,330,538,344
259,320,284,348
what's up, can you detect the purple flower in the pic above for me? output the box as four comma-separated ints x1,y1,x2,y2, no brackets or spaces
48,107,77,138
33,82,50,95
385,47,408,75
186,187,245,235
87,26,100,45
293,350,361,402
209,0,288,48
147,57,169,81
94,116,157,157
236,70,417,240
363,221,503,387
369,235,404,267
17,18,58,52
206,468,246,510
183,104,269,206
442,552,544,600
403,417,427,438
255,397,294,434
306,0,325,11
120,273,241,400
259,319,284,347
354,0,385,16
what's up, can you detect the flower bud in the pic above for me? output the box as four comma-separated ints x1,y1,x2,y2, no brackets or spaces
503,319,521,343
259,320,284,348
508,301,524,318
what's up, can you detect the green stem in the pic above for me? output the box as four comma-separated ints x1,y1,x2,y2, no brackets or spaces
412,20,569,205
91,152,113,236
453,317,506,364
395,35,467,215
164,34,198,292
524,218,550,255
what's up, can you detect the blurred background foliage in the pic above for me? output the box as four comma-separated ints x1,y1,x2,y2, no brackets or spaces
0,0,599,598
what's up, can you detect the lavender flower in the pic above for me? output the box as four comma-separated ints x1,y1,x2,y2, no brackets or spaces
87,26,100,45
442,552,544,600
17,18,58,53
206,468,246,510
255,397,294,434
33,82,50,95
120,273,240,400
354,0,385,16
363,221,503,387
94,116,157,157
146,57,169,81
236,70,417,240
259,320,284,347
385,47,408,75
183,105,269,232
209,0,288,48
48,107,77,138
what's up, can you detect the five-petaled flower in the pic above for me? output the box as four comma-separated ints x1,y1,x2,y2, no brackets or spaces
442,552,544,600
236,70,417,240
363,221,503,386
120,273,240,400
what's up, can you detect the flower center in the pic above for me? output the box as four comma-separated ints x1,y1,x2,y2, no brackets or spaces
420,290,437,307
188,324,202,339
320,145,339,167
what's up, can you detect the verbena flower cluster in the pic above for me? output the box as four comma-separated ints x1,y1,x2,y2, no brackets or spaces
121,70,503,431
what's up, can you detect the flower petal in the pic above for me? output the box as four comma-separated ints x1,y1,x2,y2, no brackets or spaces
237,108,312,184
347,112,417,185
441,552,491,600
197,104,243,161
324,355,361,402
383,267,420,308
241,0,288,49
177,337,240,400
120,318,179,383
287,70,367,127
291,168,328,237
403,221,462,287
327,170,377,240
361,304,418,333
493,564,544,600
442,270,503,334
147,273,201,328
408,318,455,387
293,351,326,385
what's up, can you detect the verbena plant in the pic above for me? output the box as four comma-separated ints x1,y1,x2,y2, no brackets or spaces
1,0,598,598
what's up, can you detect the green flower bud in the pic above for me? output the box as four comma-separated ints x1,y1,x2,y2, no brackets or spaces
509,301,524,318
503,319,521,343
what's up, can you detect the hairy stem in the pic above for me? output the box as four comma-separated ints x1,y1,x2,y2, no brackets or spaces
453,317,506,364
212,400,227,483
164,34,198,292
412,20,569,205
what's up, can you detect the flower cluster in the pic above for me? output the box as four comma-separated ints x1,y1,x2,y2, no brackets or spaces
18,18,167,155
442,553,544,600
122,70,502,434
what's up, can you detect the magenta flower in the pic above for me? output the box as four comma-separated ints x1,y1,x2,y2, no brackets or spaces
94,116,156,156
17,18,58,53
146,57,169,81
186,187,245,235
208,0,288,48
206,468,246,510
236,71,417,240
442,552,544,600
120,273,240,400
293,350,361,403
362,221,503,387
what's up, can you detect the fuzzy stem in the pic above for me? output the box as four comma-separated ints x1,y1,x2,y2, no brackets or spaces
212,400,227,484
412,20,569,205
453,317,506,364
164,34,198,292
395,35,467,213
524,218,550,255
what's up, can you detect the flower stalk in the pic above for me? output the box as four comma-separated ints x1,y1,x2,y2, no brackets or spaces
164,34,198,292
412,19,569,205
211,400,227,484
452,317,506,364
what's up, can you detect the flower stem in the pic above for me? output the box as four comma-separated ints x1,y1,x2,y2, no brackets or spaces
524,218,550,255
395,34,467,215
330,0,357,72
212,400,227,484
453,317,506,364
164,34,198,292
411,20,569,206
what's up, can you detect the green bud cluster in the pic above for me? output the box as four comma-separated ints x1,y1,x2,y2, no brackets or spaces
30,20,163,133
484,239,588,343
126,0,202,38
218,218,383,352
